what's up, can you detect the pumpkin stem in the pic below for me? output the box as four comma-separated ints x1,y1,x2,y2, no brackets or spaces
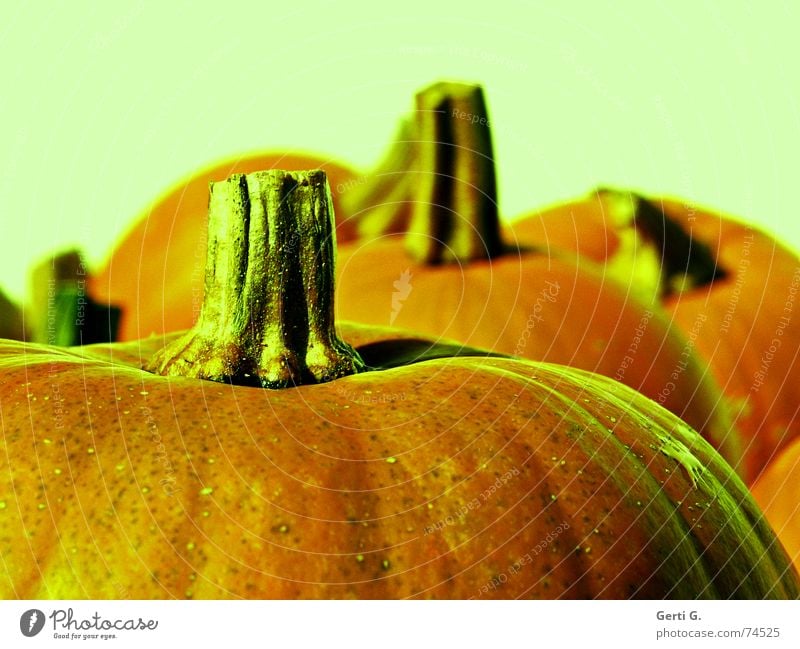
633,194,727,295
28,249,120,345
343,81,503,264
146,170,364,389
598,188,726,296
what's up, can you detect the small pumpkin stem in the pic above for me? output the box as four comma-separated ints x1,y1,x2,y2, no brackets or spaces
146,170,364,389
28,249,120,345
343,81,503,264
598,188,726,296
632,194,726,295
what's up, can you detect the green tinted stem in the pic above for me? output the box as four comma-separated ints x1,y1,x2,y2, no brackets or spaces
146,170,364,388
405,81,502,264
344,81,503,264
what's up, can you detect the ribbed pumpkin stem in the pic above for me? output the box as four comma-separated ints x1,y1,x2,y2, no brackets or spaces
146,170,364,388
344,81,503,264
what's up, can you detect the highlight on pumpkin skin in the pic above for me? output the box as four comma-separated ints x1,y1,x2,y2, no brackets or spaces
146,169,364,388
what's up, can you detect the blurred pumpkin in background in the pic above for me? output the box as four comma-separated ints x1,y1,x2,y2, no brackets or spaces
79,78,796,486
506,190,800,482
752,436,800,572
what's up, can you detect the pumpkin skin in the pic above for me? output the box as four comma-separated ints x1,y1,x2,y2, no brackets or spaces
752,437,800,572
507,190,800,481
335,238,746,480
0,326,797,599
88,153,358,342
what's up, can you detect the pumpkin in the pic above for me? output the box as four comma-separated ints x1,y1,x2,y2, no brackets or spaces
752,437,800,572
2,169,795,599
751,438,800,569
507,189,800,482
334,84,746,479
88,152,358,342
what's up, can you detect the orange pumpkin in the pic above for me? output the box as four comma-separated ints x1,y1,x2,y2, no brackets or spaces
507,189,800,482
1,169,796,599
88,152,358,342
752,436,800,572
335,84,745,479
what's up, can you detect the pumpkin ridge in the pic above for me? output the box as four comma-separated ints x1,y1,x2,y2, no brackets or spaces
605,385,796,598
567,383,724,599
532,368,780,598
525,370,717,598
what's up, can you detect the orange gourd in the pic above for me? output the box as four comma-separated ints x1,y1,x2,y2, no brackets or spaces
1,169,796,599
752,436,800,572
508,189,800,481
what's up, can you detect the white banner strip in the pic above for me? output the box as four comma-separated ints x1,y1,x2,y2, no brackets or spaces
1,600,798,647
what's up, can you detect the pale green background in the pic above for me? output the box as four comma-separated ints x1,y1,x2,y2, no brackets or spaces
1,0,798,302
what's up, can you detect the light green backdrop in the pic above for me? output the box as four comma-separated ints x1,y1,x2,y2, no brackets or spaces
1,0,797,301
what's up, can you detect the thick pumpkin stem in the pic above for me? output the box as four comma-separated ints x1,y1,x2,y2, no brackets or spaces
146,170,364,388
343,81,503,264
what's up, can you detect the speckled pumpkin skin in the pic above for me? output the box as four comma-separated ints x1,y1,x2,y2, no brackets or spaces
507,194,800,482
336,240,744,479
88,154,358,342
0,324,797,599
